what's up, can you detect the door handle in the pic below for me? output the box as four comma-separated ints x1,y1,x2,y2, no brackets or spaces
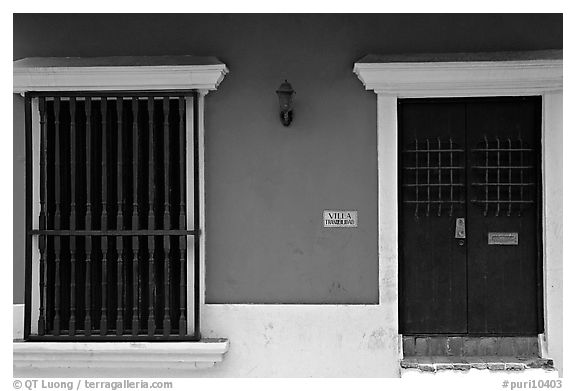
455,218,466,239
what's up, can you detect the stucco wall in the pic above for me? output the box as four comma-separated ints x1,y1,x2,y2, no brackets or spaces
13,14,562,304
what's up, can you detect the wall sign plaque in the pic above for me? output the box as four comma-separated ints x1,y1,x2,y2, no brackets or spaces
323,210,358,228
488,232,519,245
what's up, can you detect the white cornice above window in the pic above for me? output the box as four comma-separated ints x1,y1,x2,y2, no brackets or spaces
13,55,229,93
353,50,562,96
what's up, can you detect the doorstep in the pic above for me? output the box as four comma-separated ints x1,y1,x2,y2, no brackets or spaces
402,336,540,357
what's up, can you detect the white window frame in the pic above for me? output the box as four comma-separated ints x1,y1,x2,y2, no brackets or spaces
13,57,230,375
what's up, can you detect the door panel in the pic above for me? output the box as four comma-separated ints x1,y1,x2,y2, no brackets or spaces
399,97,543,336
399,101,468,334
466,99,542,334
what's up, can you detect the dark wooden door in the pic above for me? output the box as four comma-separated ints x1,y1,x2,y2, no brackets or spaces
399,97,543,336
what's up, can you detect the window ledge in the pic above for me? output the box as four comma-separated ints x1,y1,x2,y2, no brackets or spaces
13,338,229,374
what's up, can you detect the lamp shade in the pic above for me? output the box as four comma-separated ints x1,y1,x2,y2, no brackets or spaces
276,80,295,110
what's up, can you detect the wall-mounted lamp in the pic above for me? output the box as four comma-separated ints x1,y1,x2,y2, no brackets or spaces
276,80,295,126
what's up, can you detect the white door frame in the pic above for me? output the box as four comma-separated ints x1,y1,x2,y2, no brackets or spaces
353,52,563,373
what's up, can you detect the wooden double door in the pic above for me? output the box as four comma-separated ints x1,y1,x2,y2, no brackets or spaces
398,97,543,335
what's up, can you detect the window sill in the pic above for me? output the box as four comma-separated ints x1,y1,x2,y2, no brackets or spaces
13,338,229,376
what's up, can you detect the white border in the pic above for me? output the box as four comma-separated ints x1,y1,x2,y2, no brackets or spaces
185,91,207,335
354,57,563,375
30,98,40,334
185,96,196,335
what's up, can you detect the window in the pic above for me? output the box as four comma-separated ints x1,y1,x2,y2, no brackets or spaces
24,91,200,340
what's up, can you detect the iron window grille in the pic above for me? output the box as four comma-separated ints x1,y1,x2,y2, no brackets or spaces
23,91,201,341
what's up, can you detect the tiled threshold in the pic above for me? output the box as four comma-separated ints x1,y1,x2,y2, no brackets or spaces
401,356,554,373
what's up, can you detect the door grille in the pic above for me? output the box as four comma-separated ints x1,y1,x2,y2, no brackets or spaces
471,136,536,216
402,138,466,217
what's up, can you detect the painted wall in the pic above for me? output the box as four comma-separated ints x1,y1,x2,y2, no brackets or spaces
13,14,562,305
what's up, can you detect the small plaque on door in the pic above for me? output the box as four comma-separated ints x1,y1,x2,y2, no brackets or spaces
488,232,518,245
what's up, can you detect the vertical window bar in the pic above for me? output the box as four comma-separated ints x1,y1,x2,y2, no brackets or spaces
496,136,501,217
69,97,77,336
53,97,62,335
115,97,124,335
518,136,524,217
449,138,454,216
147,97,156,336
84,97,93,336
437,137,442,217
178,97,186,336
414,138,419,217
483,135,489,217
162,97,171,336
100,97,108,335
38,97,48,336
507,137,513,216
426,138,430,217
131,97,140,336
